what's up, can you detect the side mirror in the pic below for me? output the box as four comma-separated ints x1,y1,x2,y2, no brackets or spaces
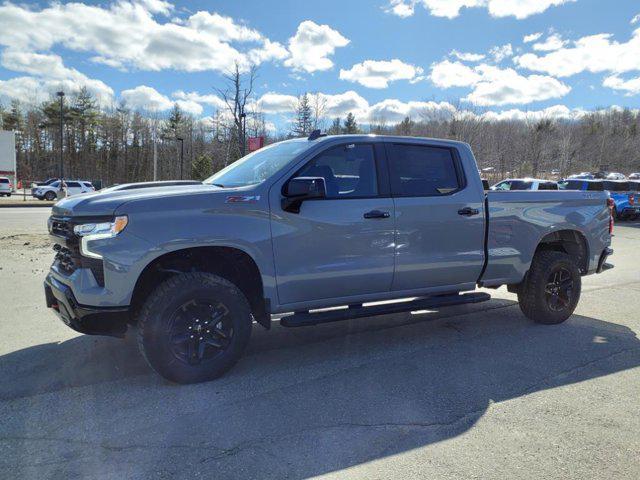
282,177,326,213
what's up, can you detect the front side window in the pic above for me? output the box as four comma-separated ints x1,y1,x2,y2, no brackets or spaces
297,144,377,198
66,182,80,188
494,181,512,191
538,182,558,190
389,144,460,196
587,181,604,191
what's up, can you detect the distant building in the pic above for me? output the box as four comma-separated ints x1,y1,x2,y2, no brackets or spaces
0,130,16,187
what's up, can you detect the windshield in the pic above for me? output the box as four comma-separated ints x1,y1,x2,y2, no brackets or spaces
204,140,313,188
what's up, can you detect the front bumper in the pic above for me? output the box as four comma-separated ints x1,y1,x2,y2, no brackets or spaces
620,207,640,218
44,274,129,337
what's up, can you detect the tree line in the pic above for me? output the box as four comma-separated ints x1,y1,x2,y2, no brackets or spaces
1,71,639,186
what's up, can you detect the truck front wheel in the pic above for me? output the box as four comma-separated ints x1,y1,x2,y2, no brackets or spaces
137,272,253,384
517,251,581,325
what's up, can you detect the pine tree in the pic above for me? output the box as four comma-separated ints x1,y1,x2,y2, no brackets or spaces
328,117,342,135
396,116,414,136
191,154,213,180
292,93,313,137
343,112,359,134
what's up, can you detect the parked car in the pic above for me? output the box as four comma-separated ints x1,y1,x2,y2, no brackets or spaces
603,180,639,220
31,178,60,196
606,172,626,180
0,176,12,196
491,178,558,191
558,179,605,191
34,180,95,201
629,173,640,180
45,134,614,383
568,172,594,180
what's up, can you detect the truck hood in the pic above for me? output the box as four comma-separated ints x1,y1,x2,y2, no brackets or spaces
52,184,224,217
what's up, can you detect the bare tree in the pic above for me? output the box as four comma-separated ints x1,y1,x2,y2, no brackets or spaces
215,62,257,161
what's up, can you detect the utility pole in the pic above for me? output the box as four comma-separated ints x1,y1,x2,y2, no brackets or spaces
240,109,247,157
153,122,158,181
176,137,184,179
56,91,65,179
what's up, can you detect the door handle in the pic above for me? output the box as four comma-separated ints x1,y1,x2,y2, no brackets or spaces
363,210,391,219
458,207,480,217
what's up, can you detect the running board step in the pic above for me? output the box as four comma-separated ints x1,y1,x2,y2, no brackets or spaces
279,292,491,328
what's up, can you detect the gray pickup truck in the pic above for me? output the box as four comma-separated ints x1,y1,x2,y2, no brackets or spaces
45,133,614,383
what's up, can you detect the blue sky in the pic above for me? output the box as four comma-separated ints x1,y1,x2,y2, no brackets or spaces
1,0,639,130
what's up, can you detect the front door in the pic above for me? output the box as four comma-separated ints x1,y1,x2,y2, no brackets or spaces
270,142,395,306
386,142,485,292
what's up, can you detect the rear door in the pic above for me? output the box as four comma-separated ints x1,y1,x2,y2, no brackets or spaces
387,142,485,292
270,142,395,306
65,181,82,196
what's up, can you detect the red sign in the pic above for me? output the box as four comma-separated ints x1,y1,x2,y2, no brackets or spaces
248,136,265,152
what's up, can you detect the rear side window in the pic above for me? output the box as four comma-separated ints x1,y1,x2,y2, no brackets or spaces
509,181,533,190
538,182,558,190
587,182,604,191
66,181,80,188
389,144,461,196
297,144,378,199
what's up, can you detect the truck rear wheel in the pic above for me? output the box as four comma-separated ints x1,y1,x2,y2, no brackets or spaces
137,272,252,384
517,251,581,325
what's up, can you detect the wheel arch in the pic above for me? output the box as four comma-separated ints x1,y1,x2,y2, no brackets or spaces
534,229,590,274
130,245,270,329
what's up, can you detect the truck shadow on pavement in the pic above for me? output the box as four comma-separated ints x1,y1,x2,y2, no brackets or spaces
2,299,640,478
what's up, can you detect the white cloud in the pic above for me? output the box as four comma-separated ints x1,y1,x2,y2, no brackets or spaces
172,90,226,110
450,50,486,62
257,92,298,113
121,85,173,111
632,14,640,25
524,32,543,43
532,33,567,51
480,104,586,122
0,2,288,74
489,43,513,62
367,99,456,123
603,75,640,95
515,28,640,78
430,60,570,105
133,0,173,15
339,59,424,88
385,0,575,19
0,50,113,104
430,60,482,88
284,21,349,73
321,91,370,117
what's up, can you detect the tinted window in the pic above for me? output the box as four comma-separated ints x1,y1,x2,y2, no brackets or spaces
66,181,80,187
629,182,640,192
0,178,9,184
603,181,629,192
509,181,533,190
559,180,583,190
389,145,460,196
297,144,377,198
587,181,604,191
538,182,558,190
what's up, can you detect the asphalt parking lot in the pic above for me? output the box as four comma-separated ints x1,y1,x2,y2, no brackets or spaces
1,207,639,479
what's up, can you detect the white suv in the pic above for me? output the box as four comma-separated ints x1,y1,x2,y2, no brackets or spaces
34,180,95,201
0,177,12,196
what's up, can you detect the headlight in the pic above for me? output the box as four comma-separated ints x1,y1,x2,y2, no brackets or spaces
74,215,128,259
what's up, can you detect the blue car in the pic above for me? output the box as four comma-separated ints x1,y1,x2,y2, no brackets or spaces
603,181,638,220
560,179,638,220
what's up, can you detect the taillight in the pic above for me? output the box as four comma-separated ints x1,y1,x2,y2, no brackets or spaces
607,198,614,234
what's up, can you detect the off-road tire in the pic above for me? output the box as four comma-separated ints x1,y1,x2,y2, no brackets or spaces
517,250,581,325
137,272,253,384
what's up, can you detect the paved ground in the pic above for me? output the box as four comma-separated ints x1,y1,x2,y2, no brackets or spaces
1,207,639,479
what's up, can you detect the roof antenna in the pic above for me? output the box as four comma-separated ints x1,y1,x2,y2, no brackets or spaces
308,129,327,141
